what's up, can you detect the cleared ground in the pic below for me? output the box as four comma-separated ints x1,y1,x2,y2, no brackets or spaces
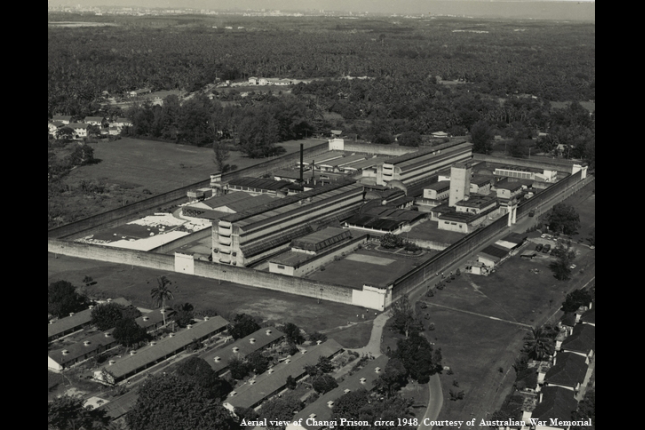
48,253,376,348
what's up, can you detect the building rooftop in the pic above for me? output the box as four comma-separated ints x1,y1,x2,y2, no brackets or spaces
531,386,579,428
226,340,344,410
49,329,116,366
494,179,525,191
192,192,276,213
545,352,588,388
471,175,494,186
99,389,139,419
455,195,498,209
425,181,451,192
480,244,509,260
580,308,595,325
561,324,595,354
99,316,228,379
228,177,293,192
560,313,577,328
384,140,470,166
48,298,131,340
291,227,351,253
200,327,285,375
292,356,389,429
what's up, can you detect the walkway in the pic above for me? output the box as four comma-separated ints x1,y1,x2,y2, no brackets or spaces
418,300,533,329
346,311,390,357
418,374,443,430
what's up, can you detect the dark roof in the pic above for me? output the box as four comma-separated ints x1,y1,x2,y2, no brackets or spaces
135,309,175,330
197,192,275,212
502,233,527,244
471,175,493,186
531,386,578,428
455,195,498,209
560,313,577,328
49,329,116,366
425,181,451,192
99,389,139,419
240,224,314,258
293,355,389,429
561,324,595,354
84,116,105,122
580,308,595,325
545,352,587,389
495,179,524,191
228,177,292,192
480,244,509,260
98,317,228,379
48,309,93,339
225,340,344,409
291,227,351,252
273,169,304,180
200,327,285,374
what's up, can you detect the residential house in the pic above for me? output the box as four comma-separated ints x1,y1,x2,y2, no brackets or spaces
112,118,133,127
543,351,588,393
84,116,106,126
200,327,285,376
52,115,72,124
527,386,579,430
558,324,595,358
248,77,259,85
67,123,89,139
477,245,508,268
48,122,59,135
579,308,595,327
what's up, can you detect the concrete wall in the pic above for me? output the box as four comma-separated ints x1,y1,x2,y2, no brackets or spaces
472,153,578,174
175,253,195,274
149,227,212,255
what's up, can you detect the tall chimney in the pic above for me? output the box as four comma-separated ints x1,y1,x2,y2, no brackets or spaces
311,160,315,185
299,143,304,187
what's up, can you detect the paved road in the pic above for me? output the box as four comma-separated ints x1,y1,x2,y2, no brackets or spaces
418,301,534,329
418,374,443,430
347,311,390,357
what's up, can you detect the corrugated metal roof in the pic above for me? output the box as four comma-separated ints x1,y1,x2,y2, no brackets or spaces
384,140,470,166
291,227,351,252
228,177,292,192
49,329,116,365
100,389,139,419
531,386,578,425
48,298,132,340
99,316,228,380
293,356,389,429
200,327,285,374
226,340,344,409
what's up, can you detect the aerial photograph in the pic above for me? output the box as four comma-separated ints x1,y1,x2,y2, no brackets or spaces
47,1,595,429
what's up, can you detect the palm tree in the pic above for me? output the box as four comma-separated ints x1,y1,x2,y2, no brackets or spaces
150,276,174,325
523,326,556,360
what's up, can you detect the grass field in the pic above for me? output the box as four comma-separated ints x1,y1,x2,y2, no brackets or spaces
48,253,376,348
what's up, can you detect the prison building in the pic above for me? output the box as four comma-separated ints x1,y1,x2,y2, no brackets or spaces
224,177,293,196
287,355,389,430
48,329,117,373
93,316,228,385
345,206,427,234
543,351,589,393
421,181,451,207
135,309,176,333
48,298,131,343
492,179,526,201
211,181,365,266
376,140,472,186
200,327,285,376
182,192,276,220
436,196,500,233
223,339,344,412
297,151,345,168
470,175,493,195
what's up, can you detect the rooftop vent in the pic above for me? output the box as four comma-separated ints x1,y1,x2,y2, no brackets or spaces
160,308,166,314
230,391,237,397
49,320,55,325
344,388,351,394
375,367,381,374
214,356,221,363
268,368,274,374
143,316,150,322
360,378,367,384
249,380,256,385
150,341,156,346
250,338,256,344
84,341,91,346
107,298,112,303
316,340,322,345
187,324,193,329
233,347,240,353
62,350,70,355
327,401,334,408
301,349,307,355
266,329,272,335
89,305,94,310
309,414,317,419
285,359,291,364
109,359,116,365
104,332,111,337
69,312,75,317
169,333,175,338
130,350,137,356
204,316,210,321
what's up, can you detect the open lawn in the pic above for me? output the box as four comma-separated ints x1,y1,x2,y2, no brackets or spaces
48,253,374,348
307,248,423,289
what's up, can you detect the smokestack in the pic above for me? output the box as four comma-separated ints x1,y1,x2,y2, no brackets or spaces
299,143,304,187
311,160,315,185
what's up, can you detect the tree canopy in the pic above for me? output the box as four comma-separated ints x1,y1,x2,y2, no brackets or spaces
91,302,141,331
112,317,149,347
48,395,110,430
389,294,419,339
561,289,593,313
127,374,240,430
283,322,305,345
175,357,233,400
547,203,581,236
255,394,303,430
311,374,338,394
48,280,89,319
228,313,261,340
392,333,442,383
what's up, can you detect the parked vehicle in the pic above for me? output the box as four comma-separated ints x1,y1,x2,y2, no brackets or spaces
542,244,551,253
535,244,543,252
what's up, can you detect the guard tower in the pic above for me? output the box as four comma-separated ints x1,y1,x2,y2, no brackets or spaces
449,161,472,207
